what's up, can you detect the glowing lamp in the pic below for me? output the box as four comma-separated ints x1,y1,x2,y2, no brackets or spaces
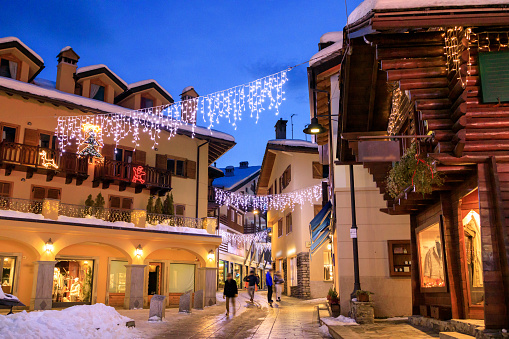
207,250,215,262
327,243,332,251
253,209,259,215
135,244,143,257
44,238,54,253
303,117,327,135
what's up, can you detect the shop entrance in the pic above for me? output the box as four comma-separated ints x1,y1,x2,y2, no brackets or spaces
53,259,94,307
0,256,16,294
148,262,162,296
108,260,127,307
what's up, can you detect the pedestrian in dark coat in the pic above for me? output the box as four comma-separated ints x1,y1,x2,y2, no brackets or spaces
223,273,238,316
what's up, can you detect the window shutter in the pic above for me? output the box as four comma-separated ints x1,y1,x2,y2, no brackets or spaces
287,165,291,186
101,144,115,160
0,182,10,197
133,150,146,165
479,51,509,103
156,154,167,169
121,197,133,210
186,160,196,179
175,205,185,216
110,196,121,209
23,128,39,146
47,188,61,200
312,162,323,179
32,186,46,200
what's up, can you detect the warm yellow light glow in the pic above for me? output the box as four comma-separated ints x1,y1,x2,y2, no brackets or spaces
84,261,88,265
310,127,320,133
253,210,259,215
327,243,332,251
207,250,215,262
39,150,59,170
82,123,101,133
135,244,143,257
44,238,54,252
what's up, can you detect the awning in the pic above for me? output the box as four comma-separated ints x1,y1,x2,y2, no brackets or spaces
309,201,332,255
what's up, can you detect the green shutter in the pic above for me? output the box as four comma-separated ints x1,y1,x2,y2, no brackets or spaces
479,51,509,103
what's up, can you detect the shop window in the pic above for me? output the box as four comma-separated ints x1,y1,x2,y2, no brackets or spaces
175,204,185,216
31,186,61,200
90,84,105,101
53,259,94,305
218,260,226,288
234,264,242,289
323,251,333,281
1,256,16,294
416,219,447,292
312,162,323,179
108,260,127,293
2,126,17,143
109,196,133,210
168,263,195,293
278,219,283,237
479,51,509,103
40,133,57,149
0,181,11,197
0,59,18,79
289,256,297,286
141,96,154,109
285,213,292,234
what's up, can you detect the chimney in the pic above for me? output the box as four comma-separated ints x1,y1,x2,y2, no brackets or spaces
239,161,249,168
56,46,79,94
225,166,234,177
180,86,199,124
275,118,288,139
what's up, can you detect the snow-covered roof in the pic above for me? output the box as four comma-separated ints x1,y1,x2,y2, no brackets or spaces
0,37,44,64
32,78,56,89
213,165,261,191
76,64,128,88
309,41,343,67
0,76,235,143
348,0,509,25
268,139,319,148
320,31,343,44
182,86,194,93
59,46,72,54
128,79,173,100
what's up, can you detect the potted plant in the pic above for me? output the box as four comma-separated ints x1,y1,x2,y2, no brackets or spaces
327,287,341,317
356,290,373,302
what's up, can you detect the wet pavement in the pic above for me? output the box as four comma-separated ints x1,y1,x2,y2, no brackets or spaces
118,291,328,338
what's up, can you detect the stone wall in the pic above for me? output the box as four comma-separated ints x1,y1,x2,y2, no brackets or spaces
282,259,288,295
291,252,311,299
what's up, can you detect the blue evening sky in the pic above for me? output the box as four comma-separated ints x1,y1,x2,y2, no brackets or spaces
2,1,362,168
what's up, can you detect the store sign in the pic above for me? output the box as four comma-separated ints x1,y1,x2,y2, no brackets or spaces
357,140,400,162
350,228,357,239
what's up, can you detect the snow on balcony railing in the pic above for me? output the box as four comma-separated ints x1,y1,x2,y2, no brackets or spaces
146,213,203,229
58,203,132,223
0,197,43,214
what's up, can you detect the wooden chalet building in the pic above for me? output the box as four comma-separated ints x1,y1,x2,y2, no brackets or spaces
335,1,509,330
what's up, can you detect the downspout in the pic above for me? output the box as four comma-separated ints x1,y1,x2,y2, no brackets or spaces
196,141,209,218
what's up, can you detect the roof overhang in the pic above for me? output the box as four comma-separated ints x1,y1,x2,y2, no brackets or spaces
115,81,174,104
75,66,127,91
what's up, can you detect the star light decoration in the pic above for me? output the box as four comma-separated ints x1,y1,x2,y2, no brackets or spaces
55,70,289,151
214,184,322,213
219,229,271,252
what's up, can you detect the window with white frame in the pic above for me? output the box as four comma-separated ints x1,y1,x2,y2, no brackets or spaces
290,256,297,286
323,251,333,281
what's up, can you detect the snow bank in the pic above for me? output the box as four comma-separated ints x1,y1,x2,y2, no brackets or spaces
319,324,333,338
0,37,44,63
268,139,318,148
0,209,44,220
0,303,139,339
57,215,135,229
321,315,358,326
146,223,208,235
348,0,509,25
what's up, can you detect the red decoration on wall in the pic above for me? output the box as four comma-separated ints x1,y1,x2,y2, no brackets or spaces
132,166,146,184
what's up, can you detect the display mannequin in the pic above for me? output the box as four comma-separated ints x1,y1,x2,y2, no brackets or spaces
70,277,81,302
423,236,444,282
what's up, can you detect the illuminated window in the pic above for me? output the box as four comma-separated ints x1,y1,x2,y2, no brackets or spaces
285,213,292,234
323,251,333,281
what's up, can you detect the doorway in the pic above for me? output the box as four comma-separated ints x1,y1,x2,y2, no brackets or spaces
148,262,162,296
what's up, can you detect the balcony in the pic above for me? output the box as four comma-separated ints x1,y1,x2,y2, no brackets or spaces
93,159,172,195
0,141,88,183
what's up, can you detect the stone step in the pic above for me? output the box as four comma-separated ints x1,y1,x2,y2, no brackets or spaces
439,332,475,339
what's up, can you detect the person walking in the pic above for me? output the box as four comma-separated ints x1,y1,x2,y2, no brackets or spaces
223,273,238,316
274,271,284,302
244,270,259,303
266,269,273,307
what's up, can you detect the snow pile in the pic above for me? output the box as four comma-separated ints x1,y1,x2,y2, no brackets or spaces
57,215,135,229
268,139,318,148
320,32,343,44
348,0,509,25
321,315,358,326
59,46,73,54
146,223,209,235
0,209,44,220
0,303,139,339
301,297,327,304
319,324,333,338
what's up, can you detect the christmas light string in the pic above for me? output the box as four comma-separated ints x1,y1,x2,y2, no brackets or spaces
219,229,271,252
214,184,322,213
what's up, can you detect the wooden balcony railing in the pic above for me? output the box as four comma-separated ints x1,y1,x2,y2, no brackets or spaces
0,141,88,176
94,159,172,189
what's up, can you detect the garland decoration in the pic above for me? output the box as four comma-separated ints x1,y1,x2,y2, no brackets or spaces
219,229,271,252
214,184,322,213
386,144,443,198
55,70,289,151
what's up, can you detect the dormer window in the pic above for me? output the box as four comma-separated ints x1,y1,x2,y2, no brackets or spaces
0,58,18,80
141,96,153,109
90,83,105,101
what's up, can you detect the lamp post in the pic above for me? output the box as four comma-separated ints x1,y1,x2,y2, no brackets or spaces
349,164,361,298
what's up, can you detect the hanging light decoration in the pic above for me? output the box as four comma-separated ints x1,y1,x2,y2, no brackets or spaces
214,184,322,213
219,229,271,252
55,70,290,151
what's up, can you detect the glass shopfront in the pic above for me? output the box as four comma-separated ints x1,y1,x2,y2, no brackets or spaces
1,256,16,294
416,221,446,292
234,264,242,289
218,260,226,289
169,264,195,293
108,260,127,294
53,259,94,305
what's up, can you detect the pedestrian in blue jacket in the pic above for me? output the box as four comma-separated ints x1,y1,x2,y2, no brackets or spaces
266,269,273,306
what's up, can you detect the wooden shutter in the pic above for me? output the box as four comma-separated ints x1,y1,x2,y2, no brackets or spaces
23,128,39,146
175,204,185,216
479,51,509,103
312,162,323,179
32,186,46,200
121,197,133,210
110,196,121,209
47,188,61,200
101,144,115,160
186,160,196,179
286,165,291,186
278,219,283,237
0,182,11,197
156,154,167,169
133,150,146,165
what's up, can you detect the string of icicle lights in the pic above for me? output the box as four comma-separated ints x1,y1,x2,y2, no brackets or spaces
55,69,289,151
214,184,322,213
219,229,271,252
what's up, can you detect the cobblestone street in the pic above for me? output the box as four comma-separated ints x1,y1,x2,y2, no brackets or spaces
118,291,327,338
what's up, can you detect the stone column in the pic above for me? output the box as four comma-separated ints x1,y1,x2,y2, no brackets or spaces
124,264,146,309
31,261,56,310
296,252,311,299
197,267,217,306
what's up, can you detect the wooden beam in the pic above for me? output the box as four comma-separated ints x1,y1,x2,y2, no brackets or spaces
367,55,378,131
387,66,447,81
400,77,448,90
381,56,446,71
377,45,444,60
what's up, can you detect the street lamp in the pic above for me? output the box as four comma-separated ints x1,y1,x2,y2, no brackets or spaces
303,117,327,135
